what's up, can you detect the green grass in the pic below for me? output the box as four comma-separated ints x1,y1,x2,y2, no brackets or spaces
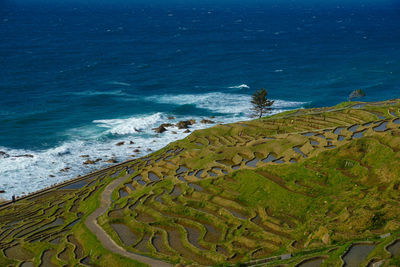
0,99,400,266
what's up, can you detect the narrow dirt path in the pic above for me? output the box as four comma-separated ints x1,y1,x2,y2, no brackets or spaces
84,174,172,267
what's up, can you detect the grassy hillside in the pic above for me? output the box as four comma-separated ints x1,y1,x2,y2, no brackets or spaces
0,99,400,266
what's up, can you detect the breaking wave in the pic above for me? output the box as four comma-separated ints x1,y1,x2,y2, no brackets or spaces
228,84,250,89
0,92,307,200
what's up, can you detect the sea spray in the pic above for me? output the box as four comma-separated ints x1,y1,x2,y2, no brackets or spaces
0,95,306,199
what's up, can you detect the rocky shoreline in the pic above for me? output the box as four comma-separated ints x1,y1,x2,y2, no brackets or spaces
0,116,221,199
0,117,218,201
0,155,135,206
152,117,216,134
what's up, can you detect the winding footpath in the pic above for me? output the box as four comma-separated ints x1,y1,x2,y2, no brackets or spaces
84,174,172,267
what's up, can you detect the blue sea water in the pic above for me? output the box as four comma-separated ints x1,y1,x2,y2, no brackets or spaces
1,1,400,198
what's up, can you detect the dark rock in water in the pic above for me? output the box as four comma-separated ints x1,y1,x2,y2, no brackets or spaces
176,121,189,129
83,160,96,165
184,129,191,133
200,119,215,124
80,155,89,158
152,125,167,133
210,116,215,118
146,148,152,152
57,150,71,156
133,149,140,153
161,123,174,128
116,141,125,146
176,120,195,129
172,131,177,134
129,141,135,144
95,158,102,162
168,116,175,120
49,175,55,178
0,151,10,159
60,167,71,172
14,154,34,158
0,190,5,193
105,158,118,163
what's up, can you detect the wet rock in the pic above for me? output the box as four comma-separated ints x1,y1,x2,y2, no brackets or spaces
60,167,71,172
200,119,215,124
176,121,188,129
162,123,174,127
152,125,167,133
176,120,195,129
83,160,96,165
14,154,34,158
80,155,89,158
129,141,135,144
0,151,10,159
105,158,118,163
184,129,191,133
49,175,55,178
95,158,102,162
0,190,5,194
116,141,125,146
210,116,215,118
130,155,136,157
57,150,71,156
146,148,152,152
133,149,140,153
168,116,175,120
172,131,177,134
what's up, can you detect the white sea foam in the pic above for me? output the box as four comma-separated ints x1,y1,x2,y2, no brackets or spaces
146,92,307,116
272,99,307,108
0,92,307,200
147,92,252,115
94,113,165,135
0,131,184,200
228,84,250,89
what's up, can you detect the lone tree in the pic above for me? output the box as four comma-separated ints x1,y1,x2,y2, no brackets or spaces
348,89,365,102
251,88,274,118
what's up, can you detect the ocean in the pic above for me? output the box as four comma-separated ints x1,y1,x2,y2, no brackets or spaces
1,0,399,199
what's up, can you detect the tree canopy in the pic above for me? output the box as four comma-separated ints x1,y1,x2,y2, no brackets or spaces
251,88,274,118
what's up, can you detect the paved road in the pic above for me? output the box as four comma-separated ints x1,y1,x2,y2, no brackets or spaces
84,174,172,267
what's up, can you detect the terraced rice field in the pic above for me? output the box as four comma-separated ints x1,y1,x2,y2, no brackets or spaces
1,100,400,266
